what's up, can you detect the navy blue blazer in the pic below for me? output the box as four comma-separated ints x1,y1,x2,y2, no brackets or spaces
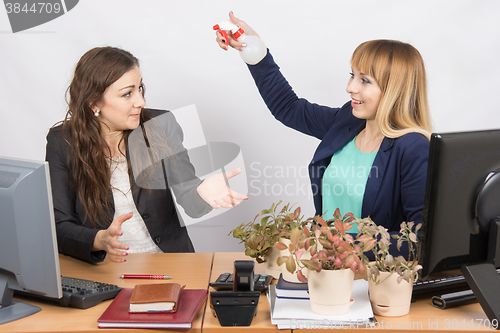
247,51,429,237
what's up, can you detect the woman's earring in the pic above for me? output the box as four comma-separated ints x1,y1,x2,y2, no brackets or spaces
94,109,100,117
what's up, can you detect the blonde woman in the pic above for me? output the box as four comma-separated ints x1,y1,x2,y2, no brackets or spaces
216,13,432,257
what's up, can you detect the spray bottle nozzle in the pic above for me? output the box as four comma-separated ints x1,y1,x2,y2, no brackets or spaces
213,20,244,47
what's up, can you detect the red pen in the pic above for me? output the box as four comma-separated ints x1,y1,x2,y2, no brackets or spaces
120,274,172,279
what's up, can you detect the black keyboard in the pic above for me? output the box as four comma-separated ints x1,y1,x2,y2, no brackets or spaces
413,269,500,295
209,273,273,292
57,276,122,309
16,276,121,309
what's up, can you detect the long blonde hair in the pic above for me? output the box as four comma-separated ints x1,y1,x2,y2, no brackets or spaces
351,39,432,140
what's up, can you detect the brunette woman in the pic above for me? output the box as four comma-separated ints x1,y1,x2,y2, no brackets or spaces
46,46,247,263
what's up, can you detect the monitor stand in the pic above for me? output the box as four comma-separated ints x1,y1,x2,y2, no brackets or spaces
0,276,41,325
461,220,500,328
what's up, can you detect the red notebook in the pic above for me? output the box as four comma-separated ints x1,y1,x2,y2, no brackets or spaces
98,288,208,329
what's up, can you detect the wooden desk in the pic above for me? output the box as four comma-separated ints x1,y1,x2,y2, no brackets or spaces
2,252,213,333
1,252,495,332
203,252,289,333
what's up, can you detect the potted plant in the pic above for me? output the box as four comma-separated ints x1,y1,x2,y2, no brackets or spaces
276,208,376,315
228,201,305,277
356,217,422,317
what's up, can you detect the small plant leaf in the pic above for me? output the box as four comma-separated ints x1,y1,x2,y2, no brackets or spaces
286,255,296,274
297,270,308,283
294,207,301,219
290,227,302,246
275,242,288,251
277,256,288,267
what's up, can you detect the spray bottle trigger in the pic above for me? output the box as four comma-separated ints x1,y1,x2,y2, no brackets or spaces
219,30,229,46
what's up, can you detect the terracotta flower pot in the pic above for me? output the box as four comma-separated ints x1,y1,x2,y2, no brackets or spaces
278,238,311,282
368,271,413,317
307,268,355,315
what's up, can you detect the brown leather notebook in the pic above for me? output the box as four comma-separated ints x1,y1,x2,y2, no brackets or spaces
129,283,185,313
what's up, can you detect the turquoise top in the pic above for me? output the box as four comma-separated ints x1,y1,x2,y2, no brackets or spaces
321,137,377,233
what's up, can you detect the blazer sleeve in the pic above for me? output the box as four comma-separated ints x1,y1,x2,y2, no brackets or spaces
161,112,213,218
247,50,344,140
45,129,106,264
132,110,213,218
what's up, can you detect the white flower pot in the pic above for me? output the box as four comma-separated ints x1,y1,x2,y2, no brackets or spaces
368,271,413,317
278,238,311,282
263,245,281,279
307,268,355,315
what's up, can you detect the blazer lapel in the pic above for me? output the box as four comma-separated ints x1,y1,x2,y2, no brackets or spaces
312,117,365,164
362,138,394,218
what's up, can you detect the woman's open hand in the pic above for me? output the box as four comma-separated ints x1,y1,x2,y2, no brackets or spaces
92,212,132,263
197,167,248,208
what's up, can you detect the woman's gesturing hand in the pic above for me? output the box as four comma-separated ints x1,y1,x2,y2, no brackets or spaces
92,212,132,263
197,167,248,208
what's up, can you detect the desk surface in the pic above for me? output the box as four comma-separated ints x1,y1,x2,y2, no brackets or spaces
1,252,495,332
3,253,213,333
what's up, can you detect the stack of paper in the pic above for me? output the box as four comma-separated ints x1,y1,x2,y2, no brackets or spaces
267,279,375,330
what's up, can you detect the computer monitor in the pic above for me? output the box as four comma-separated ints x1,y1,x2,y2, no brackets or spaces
418,129,500,322
0,157,62,325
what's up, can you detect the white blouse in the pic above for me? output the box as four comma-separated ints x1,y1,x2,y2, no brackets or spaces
108,157,162,253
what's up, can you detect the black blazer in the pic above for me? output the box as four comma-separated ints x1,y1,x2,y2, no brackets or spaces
45,109,212,263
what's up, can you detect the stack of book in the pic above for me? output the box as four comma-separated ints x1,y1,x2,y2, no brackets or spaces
268,277,375,329
275,274,309,299
98,283,208,329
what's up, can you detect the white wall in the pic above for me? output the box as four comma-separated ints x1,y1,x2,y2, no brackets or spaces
1,0,499,252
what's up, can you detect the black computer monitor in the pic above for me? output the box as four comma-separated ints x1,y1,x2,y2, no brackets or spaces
0,157,62,325
418,129,500,322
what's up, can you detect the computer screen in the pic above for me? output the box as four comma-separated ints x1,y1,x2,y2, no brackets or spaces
418,129,500,322
418,129,500,278
0,157,61,325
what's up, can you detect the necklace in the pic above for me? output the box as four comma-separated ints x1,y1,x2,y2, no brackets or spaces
369,138,384,153
356,130,384,153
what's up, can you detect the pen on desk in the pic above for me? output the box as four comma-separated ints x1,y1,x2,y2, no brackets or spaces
120,274,172,279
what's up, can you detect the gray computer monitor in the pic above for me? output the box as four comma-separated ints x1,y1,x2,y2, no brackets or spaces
0,157,61,325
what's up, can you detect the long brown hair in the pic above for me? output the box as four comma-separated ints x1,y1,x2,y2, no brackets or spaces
63,46,150,227
351,40,432,140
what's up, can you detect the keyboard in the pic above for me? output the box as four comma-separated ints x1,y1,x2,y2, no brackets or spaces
413,268,500,295
57,276,122,309
16,276,121,309
16,276,122,309
209,273,273,292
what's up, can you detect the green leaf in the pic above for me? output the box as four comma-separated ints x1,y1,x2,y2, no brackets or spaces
277,256,288,266
286,255,296,274
302,259,318,271
260,216,270,227
290,227,301,246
